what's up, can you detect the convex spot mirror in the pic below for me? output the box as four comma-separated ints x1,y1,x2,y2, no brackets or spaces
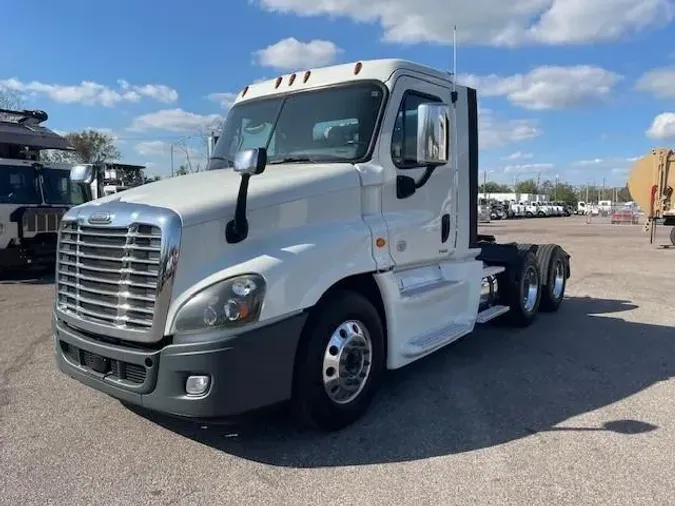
70,164,94,184
416,103,450,166
233,147,267,176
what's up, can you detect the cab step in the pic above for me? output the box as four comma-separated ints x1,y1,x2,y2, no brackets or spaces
476,304,510,324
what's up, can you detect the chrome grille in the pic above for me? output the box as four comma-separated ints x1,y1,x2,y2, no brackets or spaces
56,221,162,331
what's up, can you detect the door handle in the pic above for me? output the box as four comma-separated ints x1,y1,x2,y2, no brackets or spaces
441,213,450,243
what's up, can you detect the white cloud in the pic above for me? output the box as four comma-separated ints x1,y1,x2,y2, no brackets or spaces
459,65,622,110
128,108,223,132
503,151,534,160
478,107,541,150
636,67,675,98
0,77,178,107
118,81,179,103
503,163,555,175
646,112,675,140
572,156,643,167
254,0,673,47
207,92,238,109
135,140,172,157
253,38,343,71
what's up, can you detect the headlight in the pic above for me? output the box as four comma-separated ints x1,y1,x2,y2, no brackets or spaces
173,274,266,334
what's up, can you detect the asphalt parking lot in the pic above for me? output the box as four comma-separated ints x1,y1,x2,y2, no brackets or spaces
1,216,675,506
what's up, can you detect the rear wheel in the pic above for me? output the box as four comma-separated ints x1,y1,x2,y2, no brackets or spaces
291,290,385,431
497,250,541,327
535,244,568,312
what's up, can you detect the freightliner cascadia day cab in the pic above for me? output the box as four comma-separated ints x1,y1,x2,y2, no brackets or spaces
53,59,571,431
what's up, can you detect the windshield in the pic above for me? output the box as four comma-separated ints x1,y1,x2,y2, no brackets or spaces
208,82,385,170
0,165,86,206
0,165,41,205
42,167,87,205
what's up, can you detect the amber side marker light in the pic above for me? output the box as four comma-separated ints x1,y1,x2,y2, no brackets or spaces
375,237,386,248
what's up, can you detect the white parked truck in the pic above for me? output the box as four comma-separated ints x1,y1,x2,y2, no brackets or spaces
53,59,571,431
0,109,88,273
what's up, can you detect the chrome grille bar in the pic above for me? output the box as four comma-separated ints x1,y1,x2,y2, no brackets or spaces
56,222,162,331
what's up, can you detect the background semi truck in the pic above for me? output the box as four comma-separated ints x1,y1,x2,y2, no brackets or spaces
53,59,571,431
0,109,87,273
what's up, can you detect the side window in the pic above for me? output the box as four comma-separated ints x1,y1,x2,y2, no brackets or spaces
391,92,442,168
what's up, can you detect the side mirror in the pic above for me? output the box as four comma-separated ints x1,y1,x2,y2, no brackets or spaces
233,148,267,176
70,164,94,184
416,103,450,166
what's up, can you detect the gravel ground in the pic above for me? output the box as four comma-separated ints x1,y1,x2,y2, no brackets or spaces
1,216,674,506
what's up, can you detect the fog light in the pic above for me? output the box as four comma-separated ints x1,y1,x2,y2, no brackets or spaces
186,375,210,396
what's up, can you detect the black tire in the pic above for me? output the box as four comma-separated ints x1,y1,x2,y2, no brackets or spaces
497,250,541,327
526,212,534,218
537,211,545,217
291,290,385,431
534,244,568,312
670,226,675,246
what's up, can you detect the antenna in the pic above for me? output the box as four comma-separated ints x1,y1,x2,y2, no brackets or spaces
451,25,458,103
452,25,457,93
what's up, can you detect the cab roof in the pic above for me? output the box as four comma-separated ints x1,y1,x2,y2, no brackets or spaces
0,108,72,151
234,58,461,105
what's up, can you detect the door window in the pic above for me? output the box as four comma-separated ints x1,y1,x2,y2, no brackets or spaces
391,91,443,168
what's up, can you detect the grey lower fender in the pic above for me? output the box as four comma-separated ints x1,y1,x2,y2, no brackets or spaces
53,311,308,420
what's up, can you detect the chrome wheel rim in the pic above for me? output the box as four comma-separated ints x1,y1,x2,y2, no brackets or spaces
521,266,539,312
322,320,373,405
552,259,565,299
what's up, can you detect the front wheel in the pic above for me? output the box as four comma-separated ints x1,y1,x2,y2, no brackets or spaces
291,290,385,431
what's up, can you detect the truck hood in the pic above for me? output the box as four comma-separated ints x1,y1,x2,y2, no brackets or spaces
89,163,362,227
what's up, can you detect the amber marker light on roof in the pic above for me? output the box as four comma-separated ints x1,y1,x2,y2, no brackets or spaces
354,62,363,75
289,73,296,86
275,77,282,89
303,70,311,83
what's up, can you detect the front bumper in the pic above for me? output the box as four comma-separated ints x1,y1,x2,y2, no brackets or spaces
53,312,307,420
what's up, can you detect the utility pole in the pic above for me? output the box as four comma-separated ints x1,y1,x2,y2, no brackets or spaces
170,144,174,177
554,174,559,201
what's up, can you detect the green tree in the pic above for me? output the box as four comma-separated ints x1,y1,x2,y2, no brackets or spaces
0,89,23,122
617,185,632,202
174,164,192,176
514,179,538,194
479,181,511,193
44,130,121,163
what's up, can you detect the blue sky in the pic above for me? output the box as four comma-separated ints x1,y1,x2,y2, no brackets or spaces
2,0,675,186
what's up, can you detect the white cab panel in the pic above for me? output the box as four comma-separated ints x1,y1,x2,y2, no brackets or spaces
376,256,484,369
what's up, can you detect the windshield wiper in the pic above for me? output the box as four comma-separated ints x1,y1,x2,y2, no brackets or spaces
267,156,315,165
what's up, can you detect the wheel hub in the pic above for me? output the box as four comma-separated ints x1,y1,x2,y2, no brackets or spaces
552,259,565,299
521,265,539,312
322,320,373,405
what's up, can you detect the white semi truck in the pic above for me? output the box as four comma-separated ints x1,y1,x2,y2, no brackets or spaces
53,59,571,431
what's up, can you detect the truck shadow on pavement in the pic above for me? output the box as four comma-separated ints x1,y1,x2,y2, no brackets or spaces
138,296,674,467
0,268,54,285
